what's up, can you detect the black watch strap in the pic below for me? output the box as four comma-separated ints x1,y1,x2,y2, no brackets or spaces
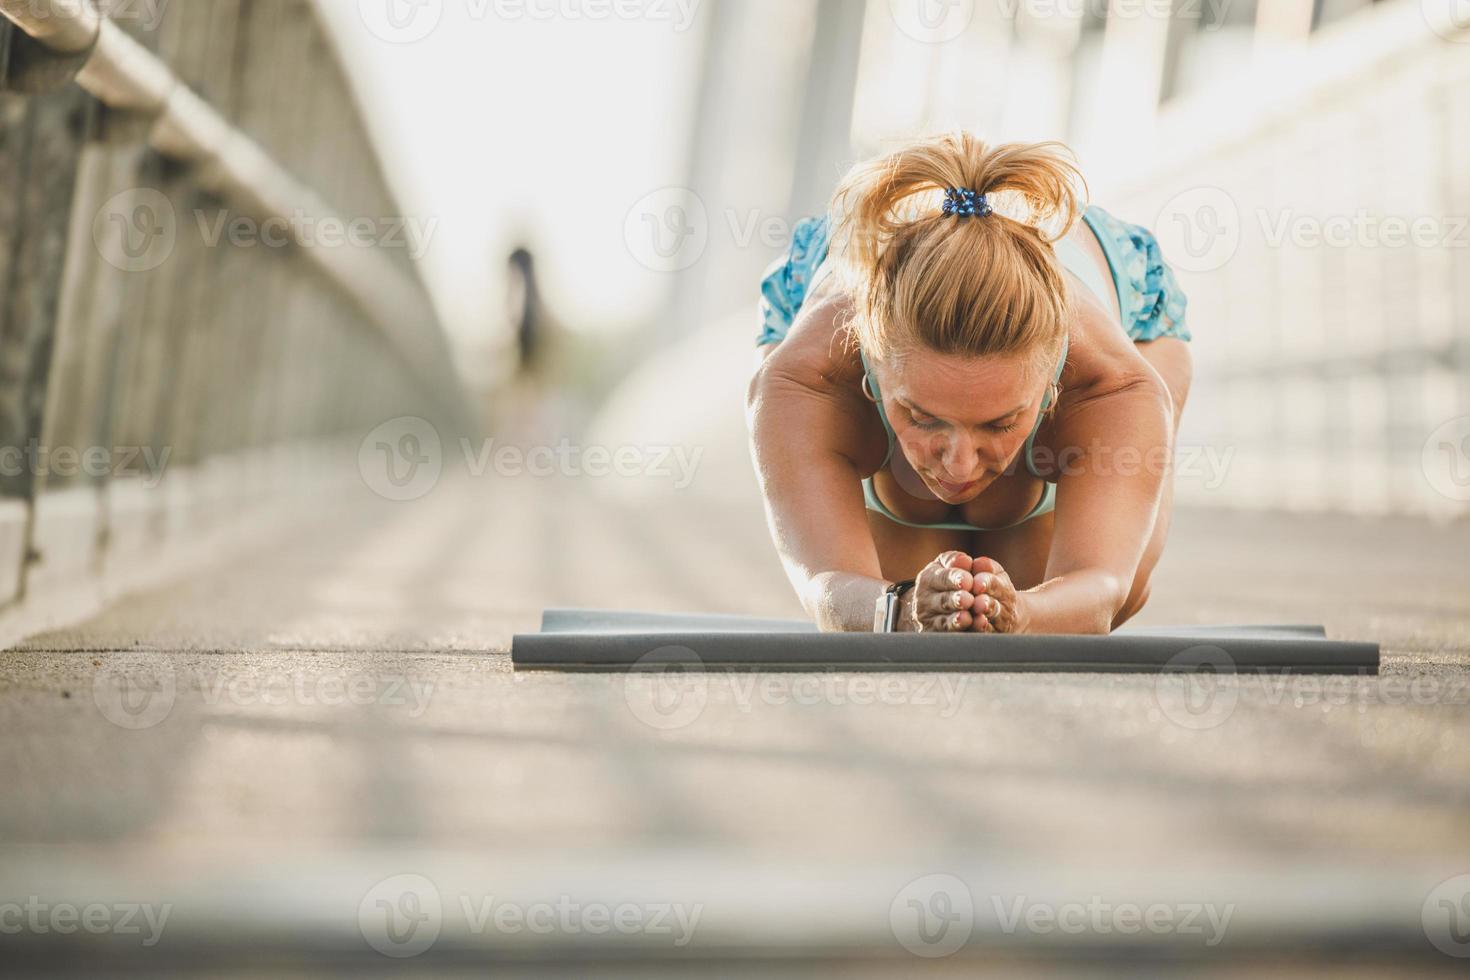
874,579,917,633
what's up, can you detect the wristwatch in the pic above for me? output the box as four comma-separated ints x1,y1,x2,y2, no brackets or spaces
873,579,917,633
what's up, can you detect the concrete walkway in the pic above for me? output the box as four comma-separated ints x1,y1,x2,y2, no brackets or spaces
2,474,1468,973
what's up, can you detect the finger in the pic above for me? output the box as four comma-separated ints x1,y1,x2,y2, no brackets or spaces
971,556,1004,577
921,605,974,632
973,570,1015,598
919,587,974,619
950,610,973,631
938,551,974,573
922,561,973,595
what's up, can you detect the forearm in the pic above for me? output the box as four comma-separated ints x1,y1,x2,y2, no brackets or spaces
1018,568,1127,635
802,570,914,633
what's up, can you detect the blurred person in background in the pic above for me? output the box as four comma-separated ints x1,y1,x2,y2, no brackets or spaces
497,245,577,442
748,132,1192,635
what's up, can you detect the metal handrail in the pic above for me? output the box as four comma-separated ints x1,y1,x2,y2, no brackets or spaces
0,0,467,424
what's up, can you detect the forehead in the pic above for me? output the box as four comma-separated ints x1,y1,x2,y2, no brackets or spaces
876,348,1038,418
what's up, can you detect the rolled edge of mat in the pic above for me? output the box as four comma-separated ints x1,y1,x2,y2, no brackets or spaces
511,631,1380,674
538,609,1326,640
539,608,818,634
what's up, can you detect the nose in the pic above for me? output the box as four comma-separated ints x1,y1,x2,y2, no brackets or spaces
928,429,981,481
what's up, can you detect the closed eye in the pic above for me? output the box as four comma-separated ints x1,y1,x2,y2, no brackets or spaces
902,402,1025,433
906,408,945,430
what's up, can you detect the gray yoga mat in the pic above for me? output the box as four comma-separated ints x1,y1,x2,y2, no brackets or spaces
515,609,1376,673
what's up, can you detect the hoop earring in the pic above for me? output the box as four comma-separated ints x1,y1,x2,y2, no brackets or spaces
860,374,879,403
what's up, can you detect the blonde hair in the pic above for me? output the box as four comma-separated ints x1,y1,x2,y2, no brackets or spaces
831,132,1086,377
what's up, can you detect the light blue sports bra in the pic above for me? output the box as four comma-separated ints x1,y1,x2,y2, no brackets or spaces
851,211,1120,532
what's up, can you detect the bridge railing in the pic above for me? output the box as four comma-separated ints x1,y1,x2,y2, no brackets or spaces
0,0,473,607
1106,3,1470,518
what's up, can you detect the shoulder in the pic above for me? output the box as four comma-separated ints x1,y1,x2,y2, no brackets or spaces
754,276,867,394
749,284,887,474
1056,275,1163,406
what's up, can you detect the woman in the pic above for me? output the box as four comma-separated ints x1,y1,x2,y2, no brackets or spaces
746,133,1192,634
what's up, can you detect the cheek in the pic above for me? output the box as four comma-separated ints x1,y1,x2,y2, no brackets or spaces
896,427,944,463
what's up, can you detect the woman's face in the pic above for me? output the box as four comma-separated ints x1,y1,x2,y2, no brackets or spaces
870,347,1048,504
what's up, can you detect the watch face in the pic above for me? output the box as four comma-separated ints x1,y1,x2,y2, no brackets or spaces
874,593,896,633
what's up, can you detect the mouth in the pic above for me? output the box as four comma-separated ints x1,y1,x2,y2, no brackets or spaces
931,475,980,496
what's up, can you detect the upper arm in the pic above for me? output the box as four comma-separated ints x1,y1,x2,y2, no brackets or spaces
746,291,886,596
1043,295,1176,596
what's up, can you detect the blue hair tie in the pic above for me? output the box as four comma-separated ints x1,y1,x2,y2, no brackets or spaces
942,187,992,218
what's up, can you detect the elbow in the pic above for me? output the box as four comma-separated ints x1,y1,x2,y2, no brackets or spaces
1129,370,1176,435
1129,361,1185,433
1091,571,1132,635
800,571,869,633
745,348,783,414
744,356,780,439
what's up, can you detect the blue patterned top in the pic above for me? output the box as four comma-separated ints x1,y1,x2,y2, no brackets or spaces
757,204,1191,346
